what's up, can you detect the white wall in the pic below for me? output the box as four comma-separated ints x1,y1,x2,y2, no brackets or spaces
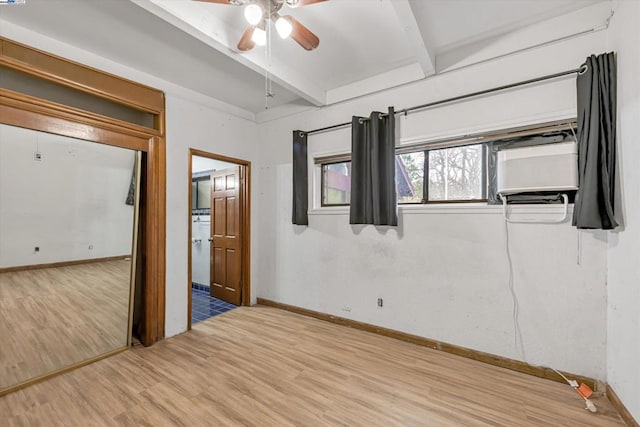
0,21,260,338
0,124,135,268
165,96,258,336
606,0,640,422
256,28,611,379
191,215,210,286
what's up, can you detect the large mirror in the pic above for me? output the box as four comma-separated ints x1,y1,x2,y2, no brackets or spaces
0,123,140,393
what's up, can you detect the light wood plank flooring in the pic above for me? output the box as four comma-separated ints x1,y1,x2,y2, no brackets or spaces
0,260,131,390
0,306,625,426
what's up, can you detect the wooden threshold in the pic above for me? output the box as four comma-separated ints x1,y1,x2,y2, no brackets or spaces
0,255,131,273
607,384,640,427
256,298,599,391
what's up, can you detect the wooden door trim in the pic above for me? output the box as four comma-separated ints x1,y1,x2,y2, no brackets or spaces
0,102,165,345
0,88,162,138
0,36,166,348
188,149,251,330
0,102,149,152
1,37,164,114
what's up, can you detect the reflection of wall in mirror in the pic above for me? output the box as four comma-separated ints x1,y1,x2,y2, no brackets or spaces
0,124,136,268
191,215,210,286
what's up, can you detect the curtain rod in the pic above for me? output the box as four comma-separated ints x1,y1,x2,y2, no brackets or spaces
305,66,585,136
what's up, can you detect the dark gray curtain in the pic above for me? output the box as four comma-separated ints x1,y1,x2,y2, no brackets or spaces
572,53,618,229
292,130,309,225
125,162,136,206
350,107,397,226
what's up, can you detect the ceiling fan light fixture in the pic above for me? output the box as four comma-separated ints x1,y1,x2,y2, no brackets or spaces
251,26,267,46
275,16,293,39
243,3,263,26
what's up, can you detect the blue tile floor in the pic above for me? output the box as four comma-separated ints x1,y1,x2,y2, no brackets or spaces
191,286,237,324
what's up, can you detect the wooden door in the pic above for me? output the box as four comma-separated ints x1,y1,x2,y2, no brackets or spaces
209,167,242,305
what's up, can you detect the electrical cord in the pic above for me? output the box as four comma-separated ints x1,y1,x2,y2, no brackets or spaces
504,218,526,360
504,216,597,413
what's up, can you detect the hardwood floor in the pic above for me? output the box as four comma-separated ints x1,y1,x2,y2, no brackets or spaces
0,305,624,426
0,259,131,390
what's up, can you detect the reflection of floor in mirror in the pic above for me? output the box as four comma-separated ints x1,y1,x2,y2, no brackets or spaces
191,286,236,324
0,259,131,390
0,307,626,425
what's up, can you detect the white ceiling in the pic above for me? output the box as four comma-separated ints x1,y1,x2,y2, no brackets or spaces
411,0,600,54
0,0,606,119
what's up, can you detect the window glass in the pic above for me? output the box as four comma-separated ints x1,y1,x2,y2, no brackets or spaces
196,179,211,209
396,152,424,203
428,144,484,201
319,144,487,206
322,162,351,205
192,181,197,210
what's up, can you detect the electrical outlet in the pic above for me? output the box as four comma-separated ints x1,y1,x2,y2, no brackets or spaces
34,246,40,253
377,298,384,308
34,152,42,161
88,244,94,250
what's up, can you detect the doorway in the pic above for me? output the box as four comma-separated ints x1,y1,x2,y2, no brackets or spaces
188,149,251,328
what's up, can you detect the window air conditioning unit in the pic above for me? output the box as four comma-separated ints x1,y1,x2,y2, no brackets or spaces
497,141,578,195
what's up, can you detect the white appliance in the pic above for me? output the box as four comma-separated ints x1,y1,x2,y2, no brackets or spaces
497,141,578,195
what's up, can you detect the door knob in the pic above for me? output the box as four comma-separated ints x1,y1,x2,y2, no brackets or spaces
208,237,214,242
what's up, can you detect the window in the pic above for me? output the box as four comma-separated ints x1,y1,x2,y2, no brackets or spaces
192,175,211,212
317,120,576,207
396,152,424,204
426,144,486,202
321,161,351,206
321,145,486,206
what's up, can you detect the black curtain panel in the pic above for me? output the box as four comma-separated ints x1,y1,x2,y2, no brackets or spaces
572,53,618,230
125,162,136,206
292,130,309,225
350,107,397,226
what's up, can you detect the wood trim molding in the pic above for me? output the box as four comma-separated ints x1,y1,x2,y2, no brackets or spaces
256,298,599,391
0,255,131,274
188,149,252,330
0,36,166,348
0,88,162,138
1,37,164,114
1,105,166,347
0,102,149,152
148,132,167,341
607,384,640,427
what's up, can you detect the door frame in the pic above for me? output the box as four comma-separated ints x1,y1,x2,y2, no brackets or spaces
188,148,251,330
1,36,166,347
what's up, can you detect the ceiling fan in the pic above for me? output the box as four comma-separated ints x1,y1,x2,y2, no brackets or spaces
194,0,327,52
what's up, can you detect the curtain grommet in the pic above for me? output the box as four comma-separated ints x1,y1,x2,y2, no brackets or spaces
578,64,588,75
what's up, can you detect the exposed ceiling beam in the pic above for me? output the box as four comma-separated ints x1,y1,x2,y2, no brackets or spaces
326,63,424,105
130,0,326,106
390,0,436,78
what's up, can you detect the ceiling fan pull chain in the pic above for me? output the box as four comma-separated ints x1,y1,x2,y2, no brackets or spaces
264,0,276,109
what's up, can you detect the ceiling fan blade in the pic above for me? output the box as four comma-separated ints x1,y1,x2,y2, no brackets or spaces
193,0,237,5
287,16,319,51
237,26,255,51
193,0,235,4
289,0,327,7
